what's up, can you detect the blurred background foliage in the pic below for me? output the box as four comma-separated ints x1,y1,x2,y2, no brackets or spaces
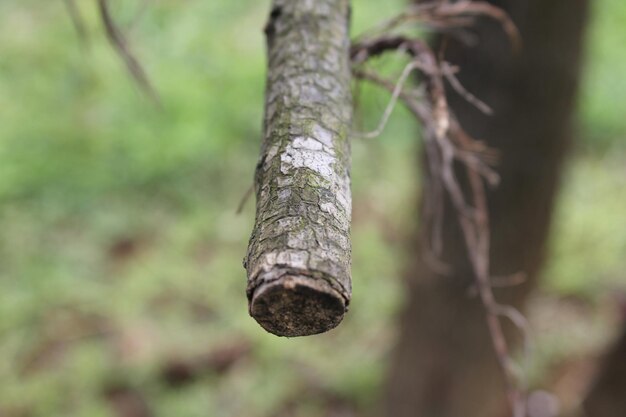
0,0,623,416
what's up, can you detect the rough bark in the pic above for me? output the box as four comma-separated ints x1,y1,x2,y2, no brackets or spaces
244,0,353,337
583,324,626,417
385,0,589,416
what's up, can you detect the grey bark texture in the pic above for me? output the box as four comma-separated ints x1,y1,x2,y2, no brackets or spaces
244,0,353,337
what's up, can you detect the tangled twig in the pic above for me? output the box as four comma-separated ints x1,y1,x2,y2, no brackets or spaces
352,2,529,416
356,0,521,52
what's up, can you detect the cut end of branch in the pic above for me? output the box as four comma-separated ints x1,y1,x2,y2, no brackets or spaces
249,275,347,337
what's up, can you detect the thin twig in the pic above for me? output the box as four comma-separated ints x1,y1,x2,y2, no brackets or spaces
98,0,160,105
352,61,420,139
236,184,254,214
442,62,493,115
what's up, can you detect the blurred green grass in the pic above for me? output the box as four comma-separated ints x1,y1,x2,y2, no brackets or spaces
0,1,624,416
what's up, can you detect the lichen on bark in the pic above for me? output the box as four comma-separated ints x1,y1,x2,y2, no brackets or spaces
244,0,353,337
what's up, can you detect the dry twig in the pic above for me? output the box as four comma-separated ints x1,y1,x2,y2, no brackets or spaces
97,0,160,104
352,2,528,415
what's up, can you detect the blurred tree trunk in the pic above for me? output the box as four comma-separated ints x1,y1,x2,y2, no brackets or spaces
583,323,626,417
385,1,589,416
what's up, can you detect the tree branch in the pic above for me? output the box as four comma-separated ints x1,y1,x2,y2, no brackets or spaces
97,0,160,105
244,0,353,337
